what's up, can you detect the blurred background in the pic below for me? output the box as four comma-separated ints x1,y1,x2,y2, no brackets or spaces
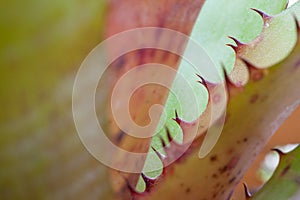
0,0,299,199
0,1,115,199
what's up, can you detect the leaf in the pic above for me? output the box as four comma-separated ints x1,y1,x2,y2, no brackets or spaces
127,3,300,199
143,0,292,183
104,0,207,197
250,145,300,200
104,0,297,198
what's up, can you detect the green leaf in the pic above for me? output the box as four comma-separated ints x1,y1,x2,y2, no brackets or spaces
143,0,290,180
251,145,300,200
137,2,300,199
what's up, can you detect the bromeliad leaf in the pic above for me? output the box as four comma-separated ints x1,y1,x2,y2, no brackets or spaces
249,145,300,200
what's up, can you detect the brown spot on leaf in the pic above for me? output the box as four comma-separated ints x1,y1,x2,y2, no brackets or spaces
218,158,238,175
280,165,291,177
212,173,218,179
210,155,218,162
185,188,191,194
250,94,259,104
212,193,218,198
219,166,228,174
229,177,236,184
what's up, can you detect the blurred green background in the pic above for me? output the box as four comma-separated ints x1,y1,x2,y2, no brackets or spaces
0,1,114,199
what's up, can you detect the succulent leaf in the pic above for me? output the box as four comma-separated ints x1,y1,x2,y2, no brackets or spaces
136,13,300,199
250,145,300,200
104,0,300,199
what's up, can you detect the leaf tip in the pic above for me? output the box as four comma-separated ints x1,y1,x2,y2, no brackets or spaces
271,148,286,157
243,182,252,199
250,8,272,22
141,173,156,191
228,36,244,47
